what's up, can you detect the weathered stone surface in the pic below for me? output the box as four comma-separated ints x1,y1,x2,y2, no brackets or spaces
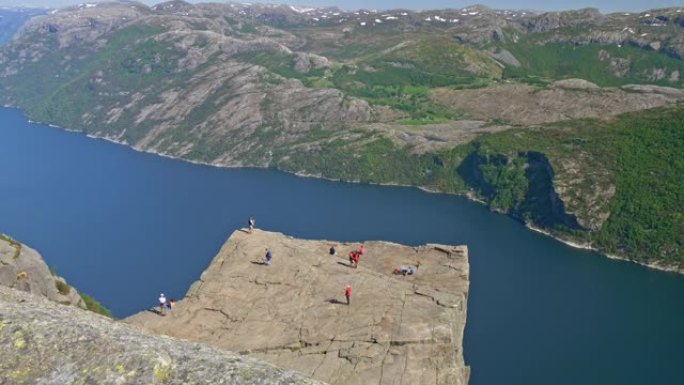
0,285,327,385
431,82,684,125
0,234,84,308
127,230,470,385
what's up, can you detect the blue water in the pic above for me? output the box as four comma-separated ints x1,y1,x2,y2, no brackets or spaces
1,107,682,385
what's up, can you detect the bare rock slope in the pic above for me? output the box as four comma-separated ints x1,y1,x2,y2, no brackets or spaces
127,229,470,385
431,81,684,125
0,234,84,308
0,285,326,385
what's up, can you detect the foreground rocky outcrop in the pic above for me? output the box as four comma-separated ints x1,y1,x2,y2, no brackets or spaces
0,285,326,385
127,229,470,385
0,233,84,308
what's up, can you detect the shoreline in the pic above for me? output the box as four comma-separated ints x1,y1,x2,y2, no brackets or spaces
526,224,684,275
9,106,682,276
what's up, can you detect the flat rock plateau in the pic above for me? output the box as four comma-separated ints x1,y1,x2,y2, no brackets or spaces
127,229,470,385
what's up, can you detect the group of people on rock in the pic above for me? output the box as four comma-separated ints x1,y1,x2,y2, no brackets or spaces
156,216,420,312
158,293,175,315
393,265,417,276
344,245,365,269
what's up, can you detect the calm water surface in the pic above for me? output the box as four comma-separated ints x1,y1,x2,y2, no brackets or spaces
1,107,682,385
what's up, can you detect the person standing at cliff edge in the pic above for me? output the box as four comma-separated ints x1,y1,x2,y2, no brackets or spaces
158,293,167,315
248,216,255,233
345,284,352,305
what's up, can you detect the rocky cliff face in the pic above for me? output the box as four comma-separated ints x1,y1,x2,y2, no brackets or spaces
0,234,84,308
0,284,326,385
126,230,470,385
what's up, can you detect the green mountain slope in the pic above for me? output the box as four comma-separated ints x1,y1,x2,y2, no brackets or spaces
0,1,682,269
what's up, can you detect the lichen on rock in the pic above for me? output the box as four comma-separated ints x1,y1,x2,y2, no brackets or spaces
0,285,327,385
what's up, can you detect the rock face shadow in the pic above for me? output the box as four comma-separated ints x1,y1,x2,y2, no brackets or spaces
251,261,268,266
327,299,345,305
336,261,354,268
147,308,165,316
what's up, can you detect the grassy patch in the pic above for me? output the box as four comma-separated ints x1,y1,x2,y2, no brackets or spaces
501,39,684,87
80,293,114,318
55,280,71,295
0,233,22,259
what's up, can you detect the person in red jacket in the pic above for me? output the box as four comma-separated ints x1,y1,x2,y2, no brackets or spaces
345,284,352,305
349,251,358,267
352,252,360,268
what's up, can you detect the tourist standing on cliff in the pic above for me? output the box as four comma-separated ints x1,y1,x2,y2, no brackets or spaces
159,293,166,315
265,248,272,265
345,284,352,305
248,216,255,233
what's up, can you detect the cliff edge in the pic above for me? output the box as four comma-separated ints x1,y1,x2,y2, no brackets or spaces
127,229,470,385
0,233,84,308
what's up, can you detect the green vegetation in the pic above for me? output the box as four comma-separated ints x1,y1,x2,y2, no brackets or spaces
329,66,465,122
239,51,325,80
240,37,499,124
273,128,471,191
0,233,22,259
240,23,256,33
465,106,684,262
80,293,114,318
500,39,684,87
594,108,684,261
1,24,175,132
278,135,435,184
55,280,71,295
381,37,502,79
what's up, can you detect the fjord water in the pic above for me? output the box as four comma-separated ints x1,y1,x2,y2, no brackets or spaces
0,107,682,385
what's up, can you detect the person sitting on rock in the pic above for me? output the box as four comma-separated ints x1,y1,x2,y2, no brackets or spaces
329,245,336,255
351,251,360,268
265,248,272,265
393,266,408,275
348,251,356,267
358,245,366,255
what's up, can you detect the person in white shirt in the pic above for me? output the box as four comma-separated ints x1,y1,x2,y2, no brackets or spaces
159,293,167,314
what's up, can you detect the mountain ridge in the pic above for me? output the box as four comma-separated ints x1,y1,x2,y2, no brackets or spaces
0,1,682,269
